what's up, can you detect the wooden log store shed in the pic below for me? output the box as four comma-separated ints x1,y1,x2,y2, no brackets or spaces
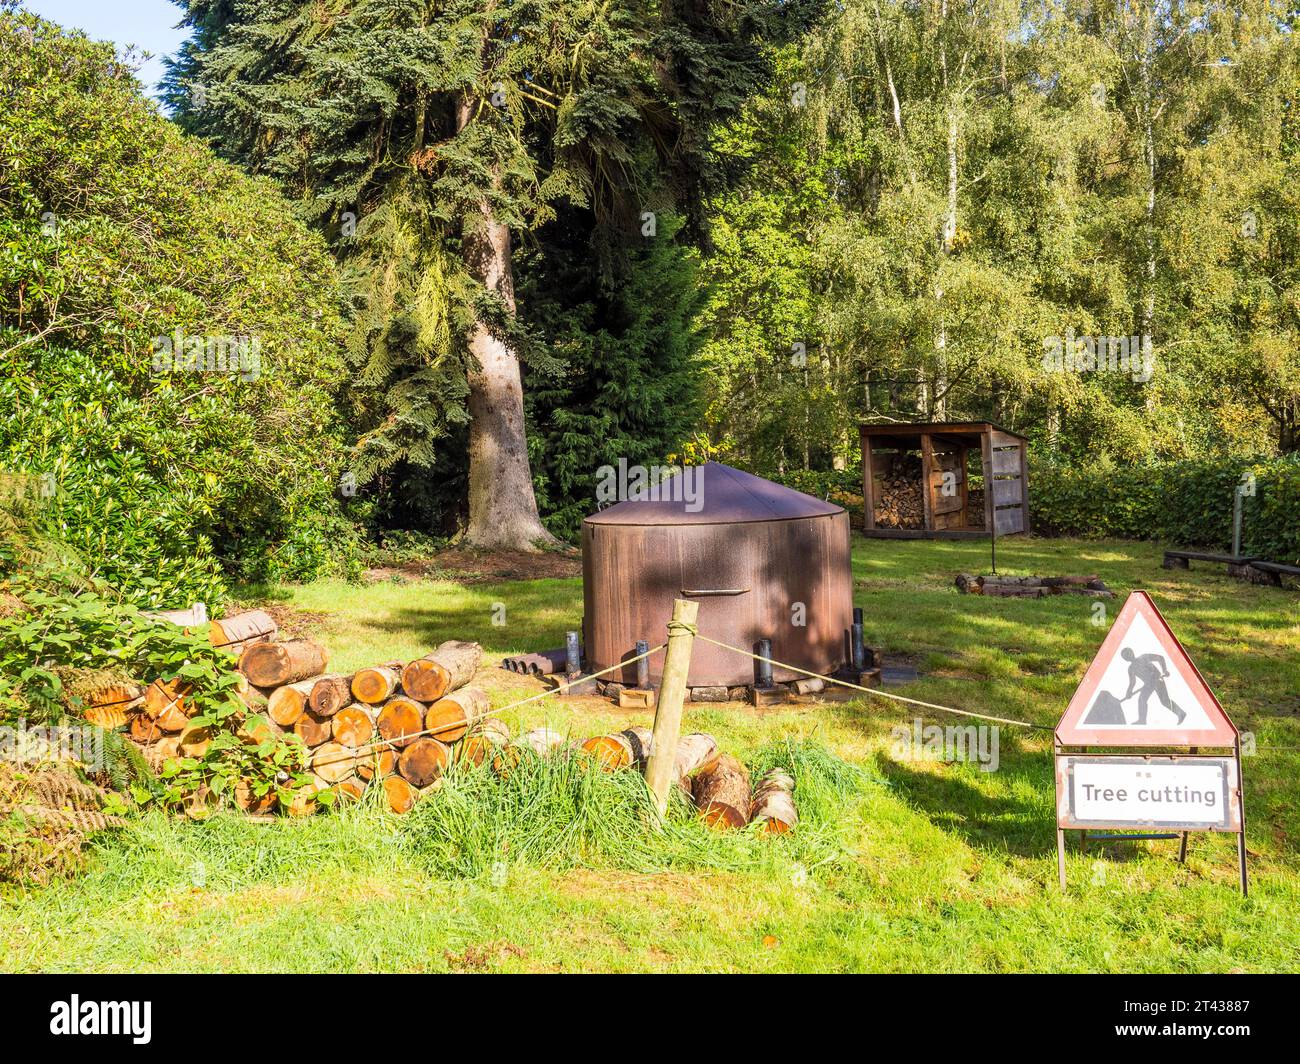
860,421,1030,539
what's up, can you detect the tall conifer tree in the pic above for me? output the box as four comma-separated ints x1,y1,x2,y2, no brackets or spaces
166,0,803,548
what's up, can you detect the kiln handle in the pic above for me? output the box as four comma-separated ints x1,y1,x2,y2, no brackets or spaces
681,587,751,596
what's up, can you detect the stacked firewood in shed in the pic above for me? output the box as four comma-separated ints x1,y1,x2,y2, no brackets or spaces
872,453,924,529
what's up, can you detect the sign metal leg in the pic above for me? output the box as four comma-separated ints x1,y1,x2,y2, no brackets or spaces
1057,828,1066,890
1236,740,1248,897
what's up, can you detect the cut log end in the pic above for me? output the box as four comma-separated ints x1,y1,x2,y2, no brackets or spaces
397,737,452,788
382,775,418,814
376,697,425,748
692,754,751,831
350,665,400,705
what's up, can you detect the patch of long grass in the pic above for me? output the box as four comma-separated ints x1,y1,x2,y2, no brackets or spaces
401,740,874,879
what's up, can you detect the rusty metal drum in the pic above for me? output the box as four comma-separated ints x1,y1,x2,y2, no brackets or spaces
582,463,854,688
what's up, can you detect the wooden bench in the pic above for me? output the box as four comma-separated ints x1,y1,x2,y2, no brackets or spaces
1163,550,1299,588
1245,560,1300,587
1161,550,1256,570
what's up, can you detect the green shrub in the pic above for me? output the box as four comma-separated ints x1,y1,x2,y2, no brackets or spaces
0,12,354,607
1031,455,1300,563
0,577,311,814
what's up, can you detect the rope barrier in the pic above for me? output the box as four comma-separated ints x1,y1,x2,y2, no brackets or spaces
305,621,1295,771
692,633,1054,732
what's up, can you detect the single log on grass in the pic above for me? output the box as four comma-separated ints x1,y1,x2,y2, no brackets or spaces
310,741,360,784
580,726,653,771
267,679,318,727
376,697,425,748
692,754,751,829
309,674,354,718
423,686,491,743
460,718,511,765
401,641,482,702
397,737,452,788
350,663,402,705
672,732,720,789
382,775,418,814
982,584,1047,599
749,768,798,834
209,609,277,653
331,704,375,748
1041,574,1099,588
356,746,399,781
240,639,329,688
294,709,333,748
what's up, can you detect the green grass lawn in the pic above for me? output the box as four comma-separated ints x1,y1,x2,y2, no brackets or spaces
3,535,1298,972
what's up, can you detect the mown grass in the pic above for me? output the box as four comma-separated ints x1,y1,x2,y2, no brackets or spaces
1,535,1297,972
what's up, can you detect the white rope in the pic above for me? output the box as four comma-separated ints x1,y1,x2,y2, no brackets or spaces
308,643,668,770
692,633,1052,732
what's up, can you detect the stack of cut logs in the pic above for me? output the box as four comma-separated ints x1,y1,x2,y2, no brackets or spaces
872,454,924,529
91,609,800,830
954,573,1115,598
96,609,499,816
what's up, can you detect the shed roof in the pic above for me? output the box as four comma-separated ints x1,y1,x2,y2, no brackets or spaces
584,462,843,526
859,420,1028,441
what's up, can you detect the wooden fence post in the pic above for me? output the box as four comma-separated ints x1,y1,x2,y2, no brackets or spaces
643,598,699,820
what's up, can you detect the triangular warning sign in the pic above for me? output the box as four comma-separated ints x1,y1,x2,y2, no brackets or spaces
1056,591,1237,747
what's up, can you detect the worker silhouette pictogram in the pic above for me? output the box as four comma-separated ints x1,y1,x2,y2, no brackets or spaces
1119,647,1186,725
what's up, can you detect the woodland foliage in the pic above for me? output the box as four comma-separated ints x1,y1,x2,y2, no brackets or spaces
0,11,357,608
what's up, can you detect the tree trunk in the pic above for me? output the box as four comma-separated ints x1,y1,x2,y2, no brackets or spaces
580,726,653,771
310,741,360,784
209,610,277,653
293,709,333,748
457,97,557,552
331,704,375,748
673,732,719,789
382,775,418,814
357,745,398,781
350,663,401,705
459,717,511,765
1139,10,1157,409
143,678,189,720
